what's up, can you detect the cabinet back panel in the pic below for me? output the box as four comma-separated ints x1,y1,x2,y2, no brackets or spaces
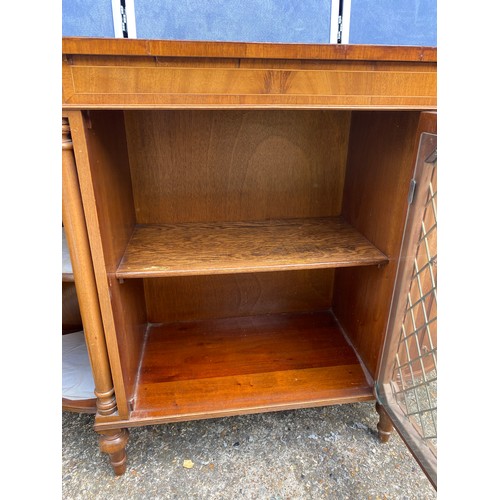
124,110,350,224
144,270,334,323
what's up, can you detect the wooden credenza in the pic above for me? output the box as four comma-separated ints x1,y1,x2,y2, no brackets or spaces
62,38,437,479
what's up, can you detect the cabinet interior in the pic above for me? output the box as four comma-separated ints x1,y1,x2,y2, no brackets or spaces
81,108,420,423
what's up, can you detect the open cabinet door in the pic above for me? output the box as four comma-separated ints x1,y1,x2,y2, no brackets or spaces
376,114,437,489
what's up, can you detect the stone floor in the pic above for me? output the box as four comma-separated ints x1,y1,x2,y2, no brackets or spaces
62,401,436,499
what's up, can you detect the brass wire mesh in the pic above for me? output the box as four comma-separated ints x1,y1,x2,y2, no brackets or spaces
391,162,437,456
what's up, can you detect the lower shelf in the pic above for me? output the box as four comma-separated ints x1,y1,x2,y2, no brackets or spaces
62,397,97,414
130,311,373,424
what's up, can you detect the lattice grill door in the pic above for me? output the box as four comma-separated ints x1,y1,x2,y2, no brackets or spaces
376,131,437,488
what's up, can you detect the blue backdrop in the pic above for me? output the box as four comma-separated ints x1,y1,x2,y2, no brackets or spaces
62,0,114,38
62,0,436,46
349,0,437,46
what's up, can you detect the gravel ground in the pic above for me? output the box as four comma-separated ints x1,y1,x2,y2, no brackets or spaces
62,401,436,499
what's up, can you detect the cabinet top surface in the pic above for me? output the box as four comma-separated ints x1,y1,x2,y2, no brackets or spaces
62,37,436,62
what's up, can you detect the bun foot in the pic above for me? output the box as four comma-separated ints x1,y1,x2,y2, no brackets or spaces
376,402,394,443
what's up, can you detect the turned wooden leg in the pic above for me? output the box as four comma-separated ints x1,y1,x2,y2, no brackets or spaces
64,116,130,475
98,428,130,475
376,402,394,443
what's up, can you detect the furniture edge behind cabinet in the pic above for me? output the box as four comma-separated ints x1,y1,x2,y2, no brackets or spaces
62,38,437,476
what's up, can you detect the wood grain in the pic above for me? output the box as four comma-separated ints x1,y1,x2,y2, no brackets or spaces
62,39,436,110
62,116,118,416
124,110,350,224
131,311,373,422
238,59,437,72
62,38,436,62
63,69,436,109
98,428,129,476
116,217,388,278
68,110,146,415
143,270,334,323
68,65,436,98
61,39,439,474
82,111,137,269
333,111,431,378
142,312,358,382
376,122,437,384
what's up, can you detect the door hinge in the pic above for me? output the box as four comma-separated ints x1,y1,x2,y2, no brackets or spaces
408,178,417,204
337,15,343,43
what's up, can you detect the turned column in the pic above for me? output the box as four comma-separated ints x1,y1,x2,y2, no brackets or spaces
376,402,394,443
62,117,129,474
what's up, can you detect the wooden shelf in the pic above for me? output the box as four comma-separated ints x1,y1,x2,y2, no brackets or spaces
130,311,373,424
117,216,387,279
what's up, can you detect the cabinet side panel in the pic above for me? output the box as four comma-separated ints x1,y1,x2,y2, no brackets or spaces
124,110,350,223
84,111,137,268
333,111,421,377
78,110,148,406
144,270,334,323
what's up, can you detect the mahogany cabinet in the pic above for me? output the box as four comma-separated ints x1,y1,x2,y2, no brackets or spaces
62,38,437,484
